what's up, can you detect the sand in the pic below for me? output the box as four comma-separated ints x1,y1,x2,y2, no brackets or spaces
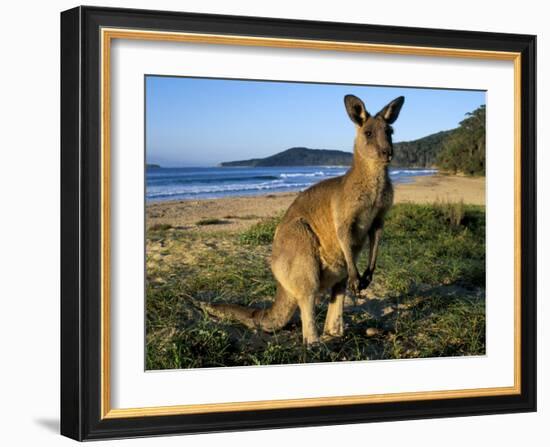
146,174,485,232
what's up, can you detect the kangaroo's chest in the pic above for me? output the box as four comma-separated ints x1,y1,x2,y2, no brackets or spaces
352,182,393,241
351,207,378,250
353,208,376,235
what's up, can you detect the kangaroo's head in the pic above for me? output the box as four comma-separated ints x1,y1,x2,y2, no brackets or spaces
344,95,405,165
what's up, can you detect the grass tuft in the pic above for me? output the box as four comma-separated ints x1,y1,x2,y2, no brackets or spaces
149,223,172,231
196,218,226,226
434,199,466,228
238,216,282,245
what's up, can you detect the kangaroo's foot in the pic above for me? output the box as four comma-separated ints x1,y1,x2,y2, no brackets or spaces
323,303,344,338
320,333,342,345
303,334,320,346
324,280,345,338
296,294,320,346
322,325,344,339
301,310,320,346
322,317,344,339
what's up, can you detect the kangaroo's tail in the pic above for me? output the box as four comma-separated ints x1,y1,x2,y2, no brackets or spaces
196,285,297,332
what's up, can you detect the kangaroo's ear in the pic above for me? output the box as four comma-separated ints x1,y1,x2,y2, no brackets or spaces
344,95,370,126
377,96,405,124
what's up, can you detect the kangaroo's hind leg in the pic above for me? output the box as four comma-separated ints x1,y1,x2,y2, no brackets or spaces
323,279,346,338
271,219,322,345
295,293,319,345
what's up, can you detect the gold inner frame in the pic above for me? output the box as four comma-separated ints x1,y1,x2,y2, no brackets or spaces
100,27,522,419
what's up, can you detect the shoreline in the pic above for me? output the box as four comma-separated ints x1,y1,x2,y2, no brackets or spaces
146,174,485,232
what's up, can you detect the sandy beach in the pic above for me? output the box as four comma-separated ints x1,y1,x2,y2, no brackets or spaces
146,174,485,232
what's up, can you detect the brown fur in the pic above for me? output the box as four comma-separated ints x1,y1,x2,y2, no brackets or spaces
203,95,405,344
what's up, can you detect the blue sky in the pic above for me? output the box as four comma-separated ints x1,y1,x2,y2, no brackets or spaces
145,76,485,167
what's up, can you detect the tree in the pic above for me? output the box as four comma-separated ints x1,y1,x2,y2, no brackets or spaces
436,105,486,176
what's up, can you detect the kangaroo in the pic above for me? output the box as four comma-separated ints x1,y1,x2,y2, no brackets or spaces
201,94,404,345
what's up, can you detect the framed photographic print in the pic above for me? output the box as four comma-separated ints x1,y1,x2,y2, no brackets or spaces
60,6,536,441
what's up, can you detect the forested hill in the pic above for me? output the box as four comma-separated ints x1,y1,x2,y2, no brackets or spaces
220,147,353,167
219,105,486,175
219,132,452,169
391,130,453,167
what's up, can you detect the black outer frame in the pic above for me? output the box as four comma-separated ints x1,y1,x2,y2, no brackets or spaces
60,5,537,441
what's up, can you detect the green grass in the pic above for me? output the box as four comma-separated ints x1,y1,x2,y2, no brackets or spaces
146,202,485,369
238,215,281,245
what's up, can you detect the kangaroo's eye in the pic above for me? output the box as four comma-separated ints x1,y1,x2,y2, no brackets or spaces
365,131,372,138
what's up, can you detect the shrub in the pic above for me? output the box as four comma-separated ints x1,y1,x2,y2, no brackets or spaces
434,199,465,228
239,216,281,245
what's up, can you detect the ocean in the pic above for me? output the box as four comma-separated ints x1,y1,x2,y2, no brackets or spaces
146,166,437,202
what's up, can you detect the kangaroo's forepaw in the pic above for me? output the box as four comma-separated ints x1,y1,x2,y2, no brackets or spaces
359,271,373,290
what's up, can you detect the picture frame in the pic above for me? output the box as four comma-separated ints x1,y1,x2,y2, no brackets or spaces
60,5,536,441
